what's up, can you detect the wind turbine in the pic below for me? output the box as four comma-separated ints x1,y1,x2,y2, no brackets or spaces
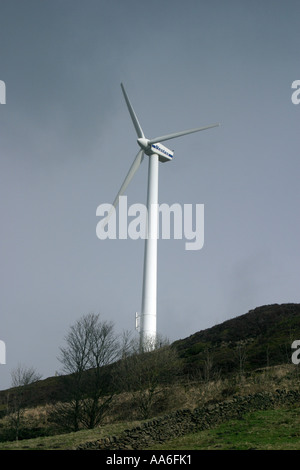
104,83,219,350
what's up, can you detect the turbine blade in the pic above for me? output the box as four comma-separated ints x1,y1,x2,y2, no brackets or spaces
121,83,145,139
149,123,220,145
102,149,144,227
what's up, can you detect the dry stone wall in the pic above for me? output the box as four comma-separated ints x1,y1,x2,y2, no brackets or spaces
77,389,300,450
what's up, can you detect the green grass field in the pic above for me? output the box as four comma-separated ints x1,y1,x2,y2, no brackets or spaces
0,420,143,450
1,407,300,450
150,407,300,450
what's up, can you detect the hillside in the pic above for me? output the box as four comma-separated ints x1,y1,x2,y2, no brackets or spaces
1,303,300,409
175,303,300,376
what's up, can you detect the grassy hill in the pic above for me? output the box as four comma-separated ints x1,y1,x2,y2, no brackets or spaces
1,302,300,449
175,303,300,376
1,303,300,407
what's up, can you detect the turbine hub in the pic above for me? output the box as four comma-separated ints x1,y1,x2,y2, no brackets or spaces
137,137,150,151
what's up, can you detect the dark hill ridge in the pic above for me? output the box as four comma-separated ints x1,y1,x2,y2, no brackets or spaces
176,303,300,348
175,303,300,375
1,303,300,408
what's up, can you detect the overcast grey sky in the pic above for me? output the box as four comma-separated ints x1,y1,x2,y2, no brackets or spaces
1,0,299,390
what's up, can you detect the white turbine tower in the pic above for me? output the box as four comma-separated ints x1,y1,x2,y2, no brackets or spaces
104,83,219,350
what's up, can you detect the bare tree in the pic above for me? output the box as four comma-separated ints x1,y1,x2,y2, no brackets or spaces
234,341,248,379
7,364,42,440
80,316,119,428
55,314,93,431
49,313,119,431
116,334,180,419
203,348,214,382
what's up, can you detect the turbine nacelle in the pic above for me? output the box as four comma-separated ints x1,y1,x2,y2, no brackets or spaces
137,137,174,162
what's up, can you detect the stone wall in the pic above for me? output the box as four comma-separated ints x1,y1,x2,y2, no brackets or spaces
76,389,300,450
